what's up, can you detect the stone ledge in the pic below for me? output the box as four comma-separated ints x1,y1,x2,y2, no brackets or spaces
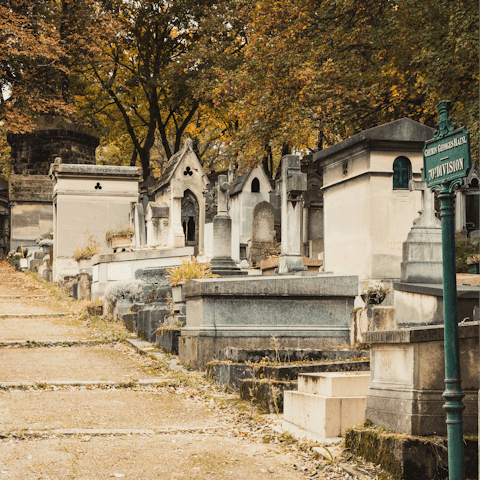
51,163,142,177
393,281,480,298
92,246,194,265
365,321,480,344
184,274,358,298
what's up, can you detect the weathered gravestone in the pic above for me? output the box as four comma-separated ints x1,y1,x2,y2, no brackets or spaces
145,202,169,246
249,201,275,265
131,203,146,247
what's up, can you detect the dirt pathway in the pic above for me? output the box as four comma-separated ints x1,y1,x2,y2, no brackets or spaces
0,261,380,479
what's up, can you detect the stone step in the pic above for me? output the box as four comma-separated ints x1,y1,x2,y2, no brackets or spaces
283,391,367,439
256,359,370,381
0,313,69,318
0,425,225,438
0,295,48,298
298,372,370,397
220,347,369,363
0,379,168,388
239,379,297,413
0,340,113,348
207,359,370,389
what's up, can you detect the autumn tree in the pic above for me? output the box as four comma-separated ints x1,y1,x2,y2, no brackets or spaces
211,0,479,176
0,0,72,132
75,0,248,179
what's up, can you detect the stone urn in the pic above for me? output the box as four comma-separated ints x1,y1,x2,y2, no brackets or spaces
109,234,133,253
78,258,94,272
38,239,53,255
361,292,386,306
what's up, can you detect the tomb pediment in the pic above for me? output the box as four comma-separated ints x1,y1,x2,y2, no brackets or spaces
151,138,208,197
313,118,435,163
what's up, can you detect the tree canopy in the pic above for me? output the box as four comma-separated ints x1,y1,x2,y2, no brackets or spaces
1,0,478,180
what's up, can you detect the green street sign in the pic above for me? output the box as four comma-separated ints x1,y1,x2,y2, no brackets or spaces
423,127,471,187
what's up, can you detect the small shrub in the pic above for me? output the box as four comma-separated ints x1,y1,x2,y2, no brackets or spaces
104,280,143,303
456,239,479,273
166,257,217,286
74,231,100,261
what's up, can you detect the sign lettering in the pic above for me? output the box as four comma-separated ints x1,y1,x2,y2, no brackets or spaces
423,126,471,187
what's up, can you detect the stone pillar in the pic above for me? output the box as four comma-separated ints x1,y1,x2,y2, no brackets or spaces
132,203,146,247
302,205,309,256
210,175,245,276
455,189,466,233
275,155,308,274
169,178,185,248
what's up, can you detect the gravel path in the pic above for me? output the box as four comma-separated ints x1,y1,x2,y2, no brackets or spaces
0,261,386,479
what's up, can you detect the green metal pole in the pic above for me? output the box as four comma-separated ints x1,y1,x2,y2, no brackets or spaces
438,181,465,480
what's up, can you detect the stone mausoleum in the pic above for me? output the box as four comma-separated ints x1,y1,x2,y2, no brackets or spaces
7,123,99,250
313,118,435,283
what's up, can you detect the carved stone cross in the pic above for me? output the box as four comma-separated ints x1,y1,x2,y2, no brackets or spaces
409,170,441,228
216,174,230,216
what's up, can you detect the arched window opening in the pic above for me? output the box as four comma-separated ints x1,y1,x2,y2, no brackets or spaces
187,217,196,242
393,156,412,190
251,177,260,193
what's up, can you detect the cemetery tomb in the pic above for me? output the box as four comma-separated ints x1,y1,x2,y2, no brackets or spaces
179,274,358,370
50,163,141,281
7,125,99,251
227,165,272,262
149,139,209,253
313,117,435,282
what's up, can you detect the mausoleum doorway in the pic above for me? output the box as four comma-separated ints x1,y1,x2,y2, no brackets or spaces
181,189,199,252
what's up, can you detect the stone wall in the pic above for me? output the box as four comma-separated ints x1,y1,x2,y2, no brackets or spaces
8,129,99,176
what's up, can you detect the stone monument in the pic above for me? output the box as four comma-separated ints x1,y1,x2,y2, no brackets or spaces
209,175,245,276
249,201,275,265
400,172,443,283
275,155,307,274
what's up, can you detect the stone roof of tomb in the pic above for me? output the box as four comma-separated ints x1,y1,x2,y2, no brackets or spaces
229,168,249,197
49,163,142,178
229,165,272,197
313,118,436,163
154,138,206,192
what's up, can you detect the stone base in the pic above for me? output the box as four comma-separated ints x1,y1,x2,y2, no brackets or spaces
394,282,480,327
156,329,181,355
276,254,307,274
365,387,478,436
365,322,479,436
181,275,358,370
209,256,247,276
400,226,443,284
345,425,478,480
350,306,396,345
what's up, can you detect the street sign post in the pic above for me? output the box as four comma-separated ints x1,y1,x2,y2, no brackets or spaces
424,100,471,480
